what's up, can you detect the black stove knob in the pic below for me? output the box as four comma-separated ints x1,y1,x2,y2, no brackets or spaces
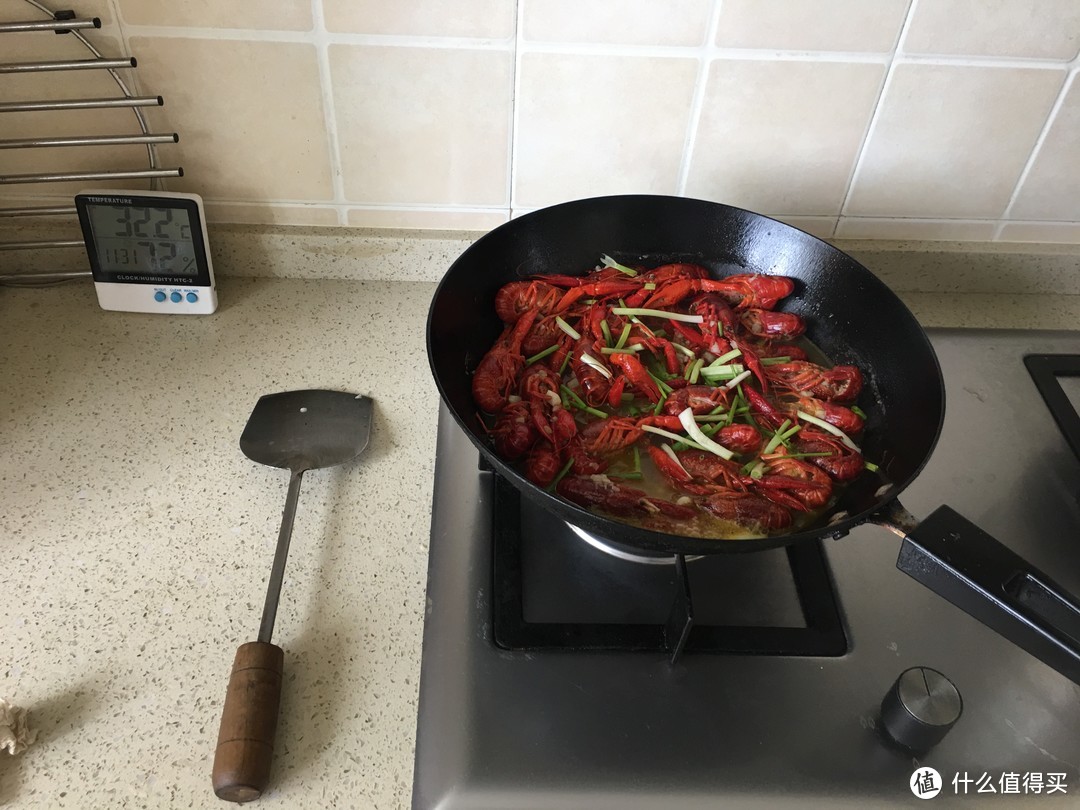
880,666,963,752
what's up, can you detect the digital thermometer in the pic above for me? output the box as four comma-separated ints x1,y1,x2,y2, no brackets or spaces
75,190,218,314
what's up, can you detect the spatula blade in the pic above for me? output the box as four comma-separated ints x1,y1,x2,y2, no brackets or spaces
240,389,373,472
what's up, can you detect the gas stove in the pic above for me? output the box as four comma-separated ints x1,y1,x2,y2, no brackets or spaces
413,328,1080,808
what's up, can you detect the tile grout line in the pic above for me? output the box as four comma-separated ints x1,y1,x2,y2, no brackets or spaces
508,0,525,217
675,0,725,196
835,0,921,227
310,0,349,225
117,23,1074,71
993,68,1076,241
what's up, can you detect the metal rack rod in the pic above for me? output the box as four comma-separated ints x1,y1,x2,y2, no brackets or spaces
0,239,83,250
0,270,91,286
0,17,100,33
0,133,178,149
0,56,136,73
19,0,162,179
0,167,182,184
0,95,163,113
0,205,77,217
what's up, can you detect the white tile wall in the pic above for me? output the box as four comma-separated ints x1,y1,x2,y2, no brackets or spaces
514,52,697,207
684,59,885,215
844,64,1063,219
2,0,1080,243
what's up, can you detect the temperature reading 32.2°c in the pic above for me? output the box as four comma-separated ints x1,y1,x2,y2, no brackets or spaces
87,204,199,276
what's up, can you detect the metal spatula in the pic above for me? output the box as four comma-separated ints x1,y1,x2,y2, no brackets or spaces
212,389,373,803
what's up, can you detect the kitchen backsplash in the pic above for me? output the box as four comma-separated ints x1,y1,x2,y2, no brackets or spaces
2,0,1079,244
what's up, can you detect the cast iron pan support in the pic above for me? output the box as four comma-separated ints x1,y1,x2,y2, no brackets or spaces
664,555,694,665
871,500,1080,685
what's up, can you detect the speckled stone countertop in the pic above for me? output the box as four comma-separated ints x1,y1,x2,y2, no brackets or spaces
1,276,1078,809
1,278,436,809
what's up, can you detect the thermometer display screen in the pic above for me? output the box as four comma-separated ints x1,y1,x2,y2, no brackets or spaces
86,204,199,276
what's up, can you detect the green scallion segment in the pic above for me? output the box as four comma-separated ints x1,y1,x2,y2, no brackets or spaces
689,358,704,385
555,315,581,340
580,352,612,379
611,307,704,323
561,383,608,418
641,424,701,448
780,423,802,441
615,323,632,350
725,370,753,390
600,319,612,346
545,458,576,492
700,363,745,377
560,384,587,409
678,407,735,460
796,410,861,453
600,253,638,276
713,348,743,365
851,405,867,419
864,460,879,472
760,356,792,366
559,350,571,375
525,344,559,365
762,419,791,455
647,370,673,396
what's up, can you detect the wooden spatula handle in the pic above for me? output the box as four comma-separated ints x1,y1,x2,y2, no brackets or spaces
212,642,284,802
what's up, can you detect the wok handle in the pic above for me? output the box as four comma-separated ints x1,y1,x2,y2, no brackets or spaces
212,641,284,802
899,505,1080,686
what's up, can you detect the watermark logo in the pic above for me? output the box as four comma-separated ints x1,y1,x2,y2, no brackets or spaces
911,767,943,799
909,769,1069,798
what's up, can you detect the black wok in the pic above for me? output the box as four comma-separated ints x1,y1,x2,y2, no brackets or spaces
427,195,1080,684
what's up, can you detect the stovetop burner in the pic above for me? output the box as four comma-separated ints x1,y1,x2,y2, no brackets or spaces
492,476,848,657
414,329,1080,810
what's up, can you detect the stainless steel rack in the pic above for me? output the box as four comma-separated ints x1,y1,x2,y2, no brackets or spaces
0,1,183,283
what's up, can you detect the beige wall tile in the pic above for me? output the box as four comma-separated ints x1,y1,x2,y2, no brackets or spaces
330,46,511,206
845,64,1063,219
904,0,1080,60
522,0,712,46
835,217,997,241
514,53,697,208
685,60,884,216
1009,78,1080,221
127,37,333,202
716,0,909,52
203,203,340,226
116,0,312,31
997,222,1080,244
323,0,512,38
347,208,508,230
0,0,115,32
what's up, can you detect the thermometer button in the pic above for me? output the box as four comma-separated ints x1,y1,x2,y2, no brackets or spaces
154,291,167,302
186,292,199,303
170,291,182,303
